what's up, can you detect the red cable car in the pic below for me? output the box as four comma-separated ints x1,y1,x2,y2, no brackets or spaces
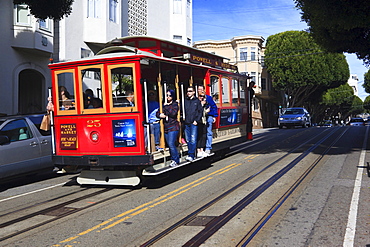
49,36,251,186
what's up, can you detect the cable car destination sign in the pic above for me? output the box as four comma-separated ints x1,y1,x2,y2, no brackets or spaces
184,53,238,71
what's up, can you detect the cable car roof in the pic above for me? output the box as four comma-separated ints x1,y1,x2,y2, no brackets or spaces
51,36,239,72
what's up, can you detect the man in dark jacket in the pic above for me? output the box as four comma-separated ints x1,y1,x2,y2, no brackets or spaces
184,86,203,161
198,85,218,155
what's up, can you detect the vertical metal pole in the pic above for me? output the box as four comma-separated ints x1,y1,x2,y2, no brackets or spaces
157,63,165,150
48,87,56,155
143,79,151,153
164,81,167,104
175,66,182,157
181,82,185,121
247,77,253,140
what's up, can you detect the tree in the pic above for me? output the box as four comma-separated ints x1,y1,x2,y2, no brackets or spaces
320,83,355,121
14,0,74,20
363,70,370,94
364,95,370,112
350,96,364,116
295,0,370,65
265,31,349,108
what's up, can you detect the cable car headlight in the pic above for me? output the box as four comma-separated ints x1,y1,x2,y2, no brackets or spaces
90,131,99,142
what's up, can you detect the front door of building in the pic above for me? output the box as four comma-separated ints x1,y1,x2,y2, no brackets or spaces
18,69,44,114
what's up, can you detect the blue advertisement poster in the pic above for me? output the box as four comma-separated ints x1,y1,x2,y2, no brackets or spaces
112,119,137,147
219,108,242,127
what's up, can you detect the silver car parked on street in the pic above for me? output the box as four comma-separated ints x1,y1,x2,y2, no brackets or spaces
0,114,52,180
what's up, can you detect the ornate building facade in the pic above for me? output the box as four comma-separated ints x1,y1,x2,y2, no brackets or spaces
194,35,280,128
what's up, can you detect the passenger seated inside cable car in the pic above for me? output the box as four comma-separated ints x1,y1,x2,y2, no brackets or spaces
114,90,135,107
58,86,74,110
84,89,103,109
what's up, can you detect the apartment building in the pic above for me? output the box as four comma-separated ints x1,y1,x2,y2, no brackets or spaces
0,0,192,115
194,35,280,128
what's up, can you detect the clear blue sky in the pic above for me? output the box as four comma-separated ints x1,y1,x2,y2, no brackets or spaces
193,0,369,100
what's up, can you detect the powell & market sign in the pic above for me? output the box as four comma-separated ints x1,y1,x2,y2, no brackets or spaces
185,53,238,71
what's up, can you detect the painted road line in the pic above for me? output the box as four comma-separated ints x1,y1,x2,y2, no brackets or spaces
0,182,66,203
343,126,368,247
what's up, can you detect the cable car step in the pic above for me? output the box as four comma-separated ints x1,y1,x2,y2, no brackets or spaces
142,153,214,176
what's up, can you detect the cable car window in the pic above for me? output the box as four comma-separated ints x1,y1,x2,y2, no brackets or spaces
240,79,246,105
231,78,239,105
56,70,76,112
81,67,104,110
210,75,219,104
109,65,136,110
222,77,230,105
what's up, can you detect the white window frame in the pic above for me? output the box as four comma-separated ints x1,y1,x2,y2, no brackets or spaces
251,47,256,61
173,0,182,14
240,47,248,61
14,4,31,26
109,0,118,23
251,51,256,61
88,0,101,19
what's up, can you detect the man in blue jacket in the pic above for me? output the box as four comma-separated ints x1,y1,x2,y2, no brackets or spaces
184,86,203,161
198,85,218,155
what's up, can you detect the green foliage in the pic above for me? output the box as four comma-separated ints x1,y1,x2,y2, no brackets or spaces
14,0,74,20
322,84,354,107
319,84,364,120
295,0,370,65
265,31,349,107
363,70,370,94
364,95,370,112
112,75,133,95
350,96,364,116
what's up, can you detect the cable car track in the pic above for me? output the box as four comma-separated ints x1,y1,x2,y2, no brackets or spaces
0,187,133,242
0,129,295,244
236,127,348,246
140,127,347,246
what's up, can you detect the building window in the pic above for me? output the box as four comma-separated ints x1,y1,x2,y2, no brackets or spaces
251,52,256,61
39,19,51,31
240,48,247,61
187,38,191,46
251,47,256,61
81,48,92,59
109,0,117,22
187,0,191,17
14,4,30,26
174,0,182,14
173,35,182,43
88,0,101,18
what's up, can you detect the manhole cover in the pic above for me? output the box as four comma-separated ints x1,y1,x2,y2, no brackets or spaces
185,216,217,226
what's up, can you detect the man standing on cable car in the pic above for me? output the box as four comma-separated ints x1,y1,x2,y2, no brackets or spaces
184,86,203,162
197,85,218,155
